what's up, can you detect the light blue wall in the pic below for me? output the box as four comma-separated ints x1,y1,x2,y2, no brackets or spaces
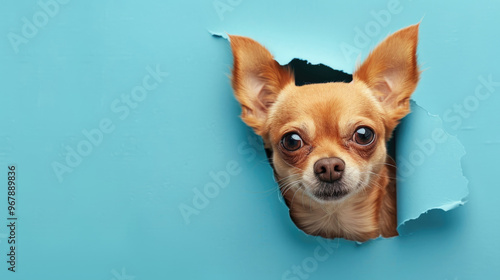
0,0,498,279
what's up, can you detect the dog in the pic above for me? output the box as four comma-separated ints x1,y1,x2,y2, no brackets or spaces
228,24,420,241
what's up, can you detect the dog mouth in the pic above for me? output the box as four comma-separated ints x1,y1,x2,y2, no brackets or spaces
311,181,349,201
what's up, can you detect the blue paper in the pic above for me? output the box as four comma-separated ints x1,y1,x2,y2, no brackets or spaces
396,101,468,234
1,0,499,279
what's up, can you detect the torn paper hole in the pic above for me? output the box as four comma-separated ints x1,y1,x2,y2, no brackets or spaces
212,32,469,237
395,100,469,234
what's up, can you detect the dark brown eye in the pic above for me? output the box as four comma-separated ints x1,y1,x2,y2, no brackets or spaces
281,133,303,151
353,127,375,145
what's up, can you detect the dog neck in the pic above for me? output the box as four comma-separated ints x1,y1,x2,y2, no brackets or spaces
278,157,397,241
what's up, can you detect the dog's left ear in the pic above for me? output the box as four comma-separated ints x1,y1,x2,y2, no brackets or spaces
354,24,420,135
229,35,294,136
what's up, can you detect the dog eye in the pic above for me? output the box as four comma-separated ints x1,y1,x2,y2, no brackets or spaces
353,127,375,145
281,133,303,151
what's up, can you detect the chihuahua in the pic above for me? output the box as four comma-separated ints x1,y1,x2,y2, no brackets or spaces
228,24,420,241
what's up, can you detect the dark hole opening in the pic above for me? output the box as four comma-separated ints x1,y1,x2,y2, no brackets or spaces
286,58,353,86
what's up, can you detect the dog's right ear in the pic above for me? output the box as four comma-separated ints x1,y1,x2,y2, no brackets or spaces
229,35,294,136
353,24,420,137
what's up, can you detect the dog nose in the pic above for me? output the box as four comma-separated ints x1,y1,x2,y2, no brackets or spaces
314,157,345,183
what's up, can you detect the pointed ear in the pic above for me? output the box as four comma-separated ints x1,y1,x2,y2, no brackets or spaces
354,24,420,133
229,35,294,136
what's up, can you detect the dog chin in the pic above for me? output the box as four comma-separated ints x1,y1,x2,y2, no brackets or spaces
310,181,351,202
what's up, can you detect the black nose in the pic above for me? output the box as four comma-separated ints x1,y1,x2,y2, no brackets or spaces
314,157,345,183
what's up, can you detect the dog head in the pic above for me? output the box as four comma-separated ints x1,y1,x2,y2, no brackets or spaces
229,25,420,202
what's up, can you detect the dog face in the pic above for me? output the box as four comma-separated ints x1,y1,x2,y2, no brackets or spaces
266,82,389,201
229,24,419,203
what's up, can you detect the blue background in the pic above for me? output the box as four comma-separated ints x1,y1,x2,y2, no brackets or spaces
0,0,498,279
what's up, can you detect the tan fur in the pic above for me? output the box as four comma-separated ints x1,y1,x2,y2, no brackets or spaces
229,36,294,136
282,162,395,241
228,24,420,241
